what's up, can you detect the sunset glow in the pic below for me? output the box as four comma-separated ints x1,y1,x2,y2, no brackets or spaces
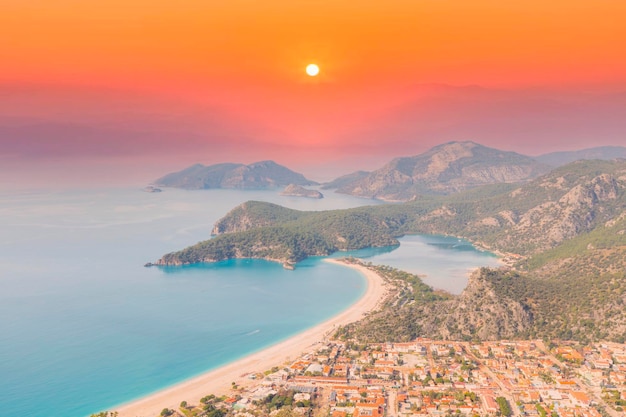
1,0,626,186
306,64,319,77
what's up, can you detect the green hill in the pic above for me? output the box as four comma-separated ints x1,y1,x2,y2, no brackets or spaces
155,159,626,342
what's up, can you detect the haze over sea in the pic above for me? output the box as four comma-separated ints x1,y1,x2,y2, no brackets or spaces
1,187,497,417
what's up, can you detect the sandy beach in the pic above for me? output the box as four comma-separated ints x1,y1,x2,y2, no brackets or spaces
114,259,387,417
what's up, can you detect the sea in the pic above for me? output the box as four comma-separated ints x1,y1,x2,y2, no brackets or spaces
0,187,498,417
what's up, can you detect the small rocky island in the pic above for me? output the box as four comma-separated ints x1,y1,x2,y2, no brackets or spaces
280,184,323,199
143,186,162,193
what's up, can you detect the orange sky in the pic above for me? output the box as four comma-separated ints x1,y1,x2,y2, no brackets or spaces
4,0,626,87
2,0,626,184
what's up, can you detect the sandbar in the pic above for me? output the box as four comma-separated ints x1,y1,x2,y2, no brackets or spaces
114,259,387,417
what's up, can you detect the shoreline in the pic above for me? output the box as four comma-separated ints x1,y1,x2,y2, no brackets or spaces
114,258,388,417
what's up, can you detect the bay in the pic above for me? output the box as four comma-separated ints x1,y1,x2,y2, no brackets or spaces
0,187,375,417
0,186,498,417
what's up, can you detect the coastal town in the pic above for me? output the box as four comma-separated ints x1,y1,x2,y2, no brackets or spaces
150,339,626,417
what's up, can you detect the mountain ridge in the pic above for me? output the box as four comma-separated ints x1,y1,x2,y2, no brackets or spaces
535,146,626,167
328,141,550,201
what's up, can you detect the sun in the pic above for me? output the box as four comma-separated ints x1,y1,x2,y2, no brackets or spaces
306,64,320,77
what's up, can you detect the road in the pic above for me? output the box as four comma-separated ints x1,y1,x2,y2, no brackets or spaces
461,343,521,417
386,389,398,417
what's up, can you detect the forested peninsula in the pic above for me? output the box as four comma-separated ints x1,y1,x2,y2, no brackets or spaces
153,159,626,342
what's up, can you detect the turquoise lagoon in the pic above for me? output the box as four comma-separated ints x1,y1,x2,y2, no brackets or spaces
340,234,501,294
0,187,496,416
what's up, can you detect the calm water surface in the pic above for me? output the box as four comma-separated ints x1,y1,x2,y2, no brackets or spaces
344,235,501,294
0,187,496,416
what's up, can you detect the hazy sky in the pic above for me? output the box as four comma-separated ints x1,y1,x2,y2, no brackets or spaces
1,0,626,185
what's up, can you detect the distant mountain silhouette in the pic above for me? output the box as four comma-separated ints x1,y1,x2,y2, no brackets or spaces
327,141,550,201
338,84,626,160
535,146,626,166
155,160,317,189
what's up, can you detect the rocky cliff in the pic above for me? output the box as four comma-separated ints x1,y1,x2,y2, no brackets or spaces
442,160,626,254
429,268,533,340
337,265,533,343
280,184,323,199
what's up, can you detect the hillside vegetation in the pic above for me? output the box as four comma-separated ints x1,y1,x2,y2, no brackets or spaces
335,262,533,343
159,204,402,266
156,159,626,342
